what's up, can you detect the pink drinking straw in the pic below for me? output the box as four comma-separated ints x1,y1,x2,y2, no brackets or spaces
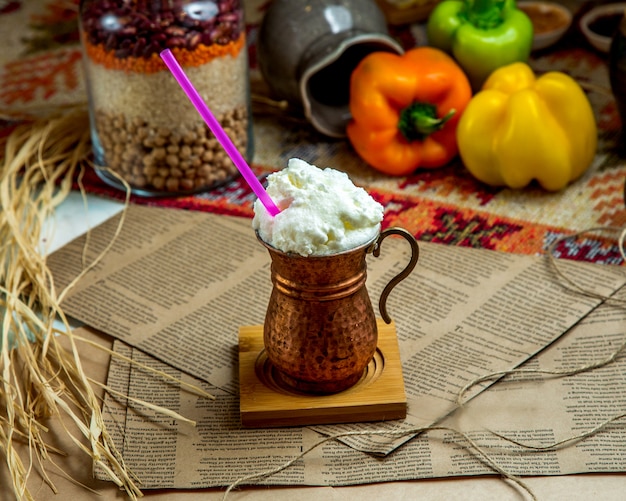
160,49,280,217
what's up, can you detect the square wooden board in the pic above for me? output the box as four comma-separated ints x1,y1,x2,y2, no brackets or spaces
239,320,407,428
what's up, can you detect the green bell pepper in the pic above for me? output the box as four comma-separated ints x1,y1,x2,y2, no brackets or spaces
427,0,533,90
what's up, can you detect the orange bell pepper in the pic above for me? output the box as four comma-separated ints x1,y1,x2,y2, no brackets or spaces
347,46,472,176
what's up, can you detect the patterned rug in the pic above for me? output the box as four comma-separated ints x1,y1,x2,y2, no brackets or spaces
2,0,625,264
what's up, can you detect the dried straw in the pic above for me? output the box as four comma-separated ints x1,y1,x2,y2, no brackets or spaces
0,107,143,500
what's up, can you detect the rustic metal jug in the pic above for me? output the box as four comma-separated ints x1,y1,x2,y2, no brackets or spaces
259,227,419,394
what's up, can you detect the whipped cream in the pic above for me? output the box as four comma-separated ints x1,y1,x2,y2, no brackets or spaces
252,158,384,256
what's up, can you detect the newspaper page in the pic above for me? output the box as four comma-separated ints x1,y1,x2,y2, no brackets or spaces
48,205,626,457
99,283,626,489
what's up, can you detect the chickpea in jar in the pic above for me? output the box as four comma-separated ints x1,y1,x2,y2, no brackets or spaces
79,0,253,195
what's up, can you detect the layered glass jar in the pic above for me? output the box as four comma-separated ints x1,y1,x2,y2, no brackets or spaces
79,0,252,195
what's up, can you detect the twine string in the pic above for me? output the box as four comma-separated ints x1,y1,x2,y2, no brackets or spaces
456,227,626,405
456,335,626,407
489,412,626,452
222,403,626,501
222,425,540,501
545,226,626,303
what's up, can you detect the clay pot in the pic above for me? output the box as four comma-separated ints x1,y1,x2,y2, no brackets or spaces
257,0,402,138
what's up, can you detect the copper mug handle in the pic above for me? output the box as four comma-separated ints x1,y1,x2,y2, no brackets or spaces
368,227,419,324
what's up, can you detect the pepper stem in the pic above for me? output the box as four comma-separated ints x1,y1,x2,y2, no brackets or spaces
398,102,455,142
465,0,507,30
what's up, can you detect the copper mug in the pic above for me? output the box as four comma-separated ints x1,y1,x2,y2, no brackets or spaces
259,227,419,394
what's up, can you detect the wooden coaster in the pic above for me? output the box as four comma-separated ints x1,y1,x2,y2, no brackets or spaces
239,320,407,428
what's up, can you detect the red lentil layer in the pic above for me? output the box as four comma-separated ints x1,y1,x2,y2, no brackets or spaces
84,33,245,74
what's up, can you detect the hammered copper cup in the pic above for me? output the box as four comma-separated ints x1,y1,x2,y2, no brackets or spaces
259,227,419,394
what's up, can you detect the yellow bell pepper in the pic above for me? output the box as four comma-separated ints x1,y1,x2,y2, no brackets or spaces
457,62,597,191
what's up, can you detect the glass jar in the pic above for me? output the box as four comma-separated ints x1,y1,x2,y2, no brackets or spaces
78,0,253,196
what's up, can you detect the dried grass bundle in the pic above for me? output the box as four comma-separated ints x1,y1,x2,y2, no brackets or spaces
0,107,142,500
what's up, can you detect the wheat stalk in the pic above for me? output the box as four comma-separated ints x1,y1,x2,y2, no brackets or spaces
0,108,144,500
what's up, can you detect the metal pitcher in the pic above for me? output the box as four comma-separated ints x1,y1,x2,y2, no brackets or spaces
259,227,419,394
